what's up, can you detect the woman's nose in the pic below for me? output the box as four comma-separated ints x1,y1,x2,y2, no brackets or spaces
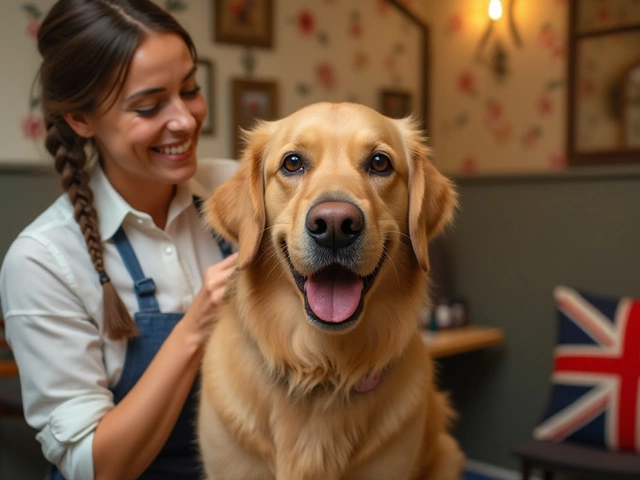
167,99,196,132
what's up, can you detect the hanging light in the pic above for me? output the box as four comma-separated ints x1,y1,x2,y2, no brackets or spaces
476,0,522,82
488,0,503,20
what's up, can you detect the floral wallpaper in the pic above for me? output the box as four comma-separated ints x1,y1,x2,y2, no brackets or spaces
6,0,585,174
428,0,569,175
0,0,423,164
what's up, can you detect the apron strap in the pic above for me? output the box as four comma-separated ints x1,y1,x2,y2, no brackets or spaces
112,226,160,313
192,195,234,258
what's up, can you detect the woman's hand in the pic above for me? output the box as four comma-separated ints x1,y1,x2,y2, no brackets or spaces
93,251,239,480
179,252,238,350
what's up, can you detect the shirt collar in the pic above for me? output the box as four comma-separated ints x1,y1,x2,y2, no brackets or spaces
90,164,197,241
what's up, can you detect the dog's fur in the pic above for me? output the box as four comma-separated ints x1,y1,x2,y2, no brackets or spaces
198,102,465,480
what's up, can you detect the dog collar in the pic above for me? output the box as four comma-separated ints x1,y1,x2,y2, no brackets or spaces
353,372,382,393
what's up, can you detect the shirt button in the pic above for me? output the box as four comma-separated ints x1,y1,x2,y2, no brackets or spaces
136,218,144,225
165,246,174,255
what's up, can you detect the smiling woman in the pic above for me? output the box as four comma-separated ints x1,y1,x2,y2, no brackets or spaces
0,1,239,480
64,33,207,228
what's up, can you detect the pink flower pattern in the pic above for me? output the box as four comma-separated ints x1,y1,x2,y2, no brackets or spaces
377,0,390,16
538,95,553,115
349,21,363,38
353,51,369,70
315,62,337,90
383,54,398,73
484,99,504,126
457,70,476,95
580,78,596,98
522,127,542,149
460,155,479,174
26,18,40,39
448,13,464,35
21,115,45,140
297,9,316,36
537,23,566,59
548,150,566,170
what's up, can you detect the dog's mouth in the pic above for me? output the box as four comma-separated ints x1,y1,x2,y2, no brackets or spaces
283,243,388,332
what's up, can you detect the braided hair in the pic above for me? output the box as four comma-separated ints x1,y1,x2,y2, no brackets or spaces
36,0,197,340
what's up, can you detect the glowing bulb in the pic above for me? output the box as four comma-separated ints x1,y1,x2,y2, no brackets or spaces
488,0,503,20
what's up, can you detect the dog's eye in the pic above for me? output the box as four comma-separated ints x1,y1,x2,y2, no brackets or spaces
369,154,392,174
282,154,304,173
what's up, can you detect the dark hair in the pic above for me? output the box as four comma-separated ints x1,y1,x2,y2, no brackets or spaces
38,0,198,340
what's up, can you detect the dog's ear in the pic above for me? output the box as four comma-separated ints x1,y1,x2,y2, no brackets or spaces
400,118,458,272
204,121,273,269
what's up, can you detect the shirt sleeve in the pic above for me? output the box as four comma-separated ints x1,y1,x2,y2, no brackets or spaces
0,235,115,480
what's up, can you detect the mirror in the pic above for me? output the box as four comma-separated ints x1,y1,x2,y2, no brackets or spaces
568,0,640,165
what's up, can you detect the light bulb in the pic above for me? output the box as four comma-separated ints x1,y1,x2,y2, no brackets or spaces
489,0,503,20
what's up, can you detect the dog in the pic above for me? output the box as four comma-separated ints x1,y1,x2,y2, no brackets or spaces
198,102,464,480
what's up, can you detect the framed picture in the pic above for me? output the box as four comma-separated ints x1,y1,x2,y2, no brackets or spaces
567,0,640,166
214,0,274,48
380,89,413,119
196,59,214,135
232,79,279,158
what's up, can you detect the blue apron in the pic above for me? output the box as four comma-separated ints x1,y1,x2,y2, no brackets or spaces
49,199,231,479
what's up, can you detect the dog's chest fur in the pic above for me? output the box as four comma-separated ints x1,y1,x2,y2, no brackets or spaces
201,297,432,480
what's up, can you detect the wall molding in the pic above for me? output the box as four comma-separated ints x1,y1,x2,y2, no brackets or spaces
450,164,640,185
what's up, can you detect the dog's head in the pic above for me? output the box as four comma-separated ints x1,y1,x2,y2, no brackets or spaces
206,102,456,334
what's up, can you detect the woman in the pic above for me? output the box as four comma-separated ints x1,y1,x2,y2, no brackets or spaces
0,1,237,479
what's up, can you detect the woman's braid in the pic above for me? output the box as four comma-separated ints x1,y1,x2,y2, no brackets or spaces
45,117,138,340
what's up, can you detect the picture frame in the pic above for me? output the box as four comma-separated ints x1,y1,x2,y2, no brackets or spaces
214,0,274,48
567,0,640,166
196,58,214,135
380,89,413,119
232,79,279,158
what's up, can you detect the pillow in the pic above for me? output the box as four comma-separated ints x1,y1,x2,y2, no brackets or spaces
533,286,640,453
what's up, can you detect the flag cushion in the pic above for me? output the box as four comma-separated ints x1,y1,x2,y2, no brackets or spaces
534,286,640,453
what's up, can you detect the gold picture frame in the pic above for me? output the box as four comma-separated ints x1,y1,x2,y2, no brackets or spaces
232,79,279,158
380,89,413,119
214,0,274,48
196,59,214,135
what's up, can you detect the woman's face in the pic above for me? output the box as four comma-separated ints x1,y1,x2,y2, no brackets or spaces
83,33,206,200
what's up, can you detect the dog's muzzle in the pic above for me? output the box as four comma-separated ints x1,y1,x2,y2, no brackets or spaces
305,201,364,250
283,200,388,332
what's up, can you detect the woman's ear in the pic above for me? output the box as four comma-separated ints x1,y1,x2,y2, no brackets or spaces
62,112,95,138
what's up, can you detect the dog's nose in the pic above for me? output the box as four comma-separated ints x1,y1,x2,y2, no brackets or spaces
306,201,364,249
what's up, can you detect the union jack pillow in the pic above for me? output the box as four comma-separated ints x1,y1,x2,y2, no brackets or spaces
533,286,640,452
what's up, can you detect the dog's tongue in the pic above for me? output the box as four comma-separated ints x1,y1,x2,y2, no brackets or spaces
305,266,363,323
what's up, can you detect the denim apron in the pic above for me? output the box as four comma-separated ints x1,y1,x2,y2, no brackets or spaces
48,199,232,479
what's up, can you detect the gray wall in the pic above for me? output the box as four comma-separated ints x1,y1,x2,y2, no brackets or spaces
437,169,640,472
1,168,640,477
1,168,59,480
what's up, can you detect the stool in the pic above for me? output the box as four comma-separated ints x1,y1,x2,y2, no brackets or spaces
514,440,640,480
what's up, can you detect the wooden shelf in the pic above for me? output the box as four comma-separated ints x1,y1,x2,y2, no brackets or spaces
0,360,18,377
0,318,18,378
421,325,505,359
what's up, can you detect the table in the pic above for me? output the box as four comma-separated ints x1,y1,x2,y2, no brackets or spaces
0,359,17,377
421,325,505,359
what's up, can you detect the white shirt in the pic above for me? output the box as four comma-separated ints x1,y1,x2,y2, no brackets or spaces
0,158,237,480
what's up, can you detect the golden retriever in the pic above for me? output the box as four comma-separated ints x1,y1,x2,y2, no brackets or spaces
198,102,464,480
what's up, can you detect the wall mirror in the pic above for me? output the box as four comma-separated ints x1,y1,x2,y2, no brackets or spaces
568,0,640,165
